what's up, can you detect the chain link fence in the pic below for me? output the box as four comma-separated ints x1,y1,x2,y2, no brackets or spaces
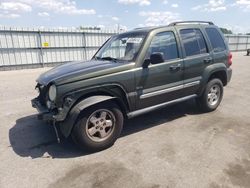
0,26,249,70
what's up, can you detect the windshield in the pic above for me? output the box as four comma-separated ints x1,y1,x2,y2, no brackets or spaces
94,33,146,62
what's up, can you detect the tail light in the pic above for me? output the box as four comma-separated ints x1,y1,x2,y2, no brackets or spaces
228,52,232,66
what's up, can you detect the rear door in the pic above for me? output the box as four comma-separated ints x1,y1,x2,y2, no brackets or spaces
176,27,212,95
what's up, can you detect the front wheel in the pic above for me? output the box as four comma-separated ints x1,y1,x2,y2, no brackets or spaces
196,78,224,112
71,102,124,152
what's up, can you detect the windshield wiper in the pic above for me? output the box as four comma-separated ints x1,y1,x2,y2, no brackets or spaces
94,56,118,62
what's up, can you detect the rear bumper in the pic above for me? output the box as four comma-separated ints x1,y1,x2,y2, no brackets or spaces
31,98,54,121
227,68,232,83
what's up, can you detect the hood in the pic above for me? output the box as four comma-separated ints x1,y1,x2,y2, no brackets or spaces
37,60,131,86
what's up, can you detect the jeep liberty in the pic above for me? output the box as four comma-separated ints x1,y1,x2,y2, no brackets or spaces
32,21,232,151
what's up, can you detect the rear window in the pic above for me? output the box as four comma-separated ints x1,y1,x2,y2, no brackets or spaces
205,28,226,52
180,29,208,57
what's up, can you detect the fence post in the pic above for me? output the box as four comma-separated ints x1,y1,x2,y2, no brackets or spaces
246,36,249,50
82,31,87,60
236,35,240,51
4,26,11,69
10,28,17,66
38,30,44,67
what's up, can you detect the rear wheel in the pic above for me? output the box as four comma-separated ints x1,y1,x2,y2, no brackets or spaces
196,78,223,112
71,102,124,152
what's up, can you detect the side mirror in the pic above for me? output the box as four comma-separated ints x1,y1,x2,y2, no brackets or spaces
142,52,164,68
142,59,151,68
150,53,164,64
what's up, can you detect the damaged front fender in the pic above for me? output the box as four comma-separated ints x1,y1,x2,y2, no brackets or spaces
59,95,116,137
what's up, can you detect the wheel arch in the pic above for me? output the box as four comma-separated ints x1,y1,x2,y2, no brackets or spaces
198,63,228,96
60,91,128,138
208,70,227,86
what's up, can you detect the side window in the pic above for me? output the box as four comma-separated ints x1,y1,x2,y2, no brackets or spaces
205,28,226,52
146,31,179,61
180,29,208,57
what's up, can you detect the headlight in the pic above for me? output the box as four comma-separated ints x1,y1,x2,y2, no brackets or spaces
48,84,57,101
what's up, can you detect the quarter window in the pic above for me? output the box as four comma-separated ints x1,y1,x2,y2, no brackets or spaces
180,29,208,57
205,28,226,52
146,31,179,61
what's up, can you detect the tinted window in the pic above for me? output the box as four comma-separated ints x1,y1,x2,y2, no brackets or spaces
146,31,179,61
205,28,226,52
180,29,208,57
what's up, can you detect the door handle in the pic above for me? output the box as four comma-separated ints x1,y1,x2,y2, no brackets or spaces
204,57,212,64
169,64,181,71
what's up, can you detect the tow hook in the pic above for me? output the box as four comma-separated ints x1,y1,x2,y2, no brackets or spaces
53,119,61,143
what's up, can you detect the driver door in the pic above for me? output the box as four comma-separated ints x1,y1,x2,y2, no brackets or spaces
135,30,184,109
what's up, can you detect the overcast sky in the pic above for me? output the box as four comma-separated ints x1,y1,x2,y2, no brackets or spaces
0,0,250,33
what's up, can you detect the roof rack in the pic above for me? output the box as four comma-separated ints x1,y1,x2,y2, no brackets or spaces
168,21,214,26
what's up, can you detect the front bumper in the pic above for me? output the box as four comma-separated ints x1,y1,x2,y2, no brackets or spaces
31,98,54,121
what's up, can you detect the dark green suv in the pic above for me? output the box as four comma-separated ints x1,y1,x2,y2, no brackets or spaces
32,21,232,151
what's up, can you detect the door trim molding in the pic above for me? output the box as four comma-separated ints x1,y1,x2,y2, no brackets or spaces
183,80,200,88
140,80,200,99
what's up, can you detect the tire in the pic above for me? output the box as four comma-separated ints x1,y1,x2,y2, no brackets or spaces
71,102,124,152
196,78,223,112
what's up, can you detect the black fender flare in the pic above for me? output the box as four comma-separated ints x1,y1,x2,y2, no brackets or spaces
60,95,116,137
197,63,227,96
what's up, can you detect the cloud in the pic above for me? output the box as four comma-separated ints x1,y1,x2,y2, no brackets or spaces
236,0,250,5
139,11,181,26
192,0,227,12
118,0,151,6
33,0,96,15
234,0,250,10
0,1,32,18
0,0,96,18
38,12,50,17
98,14,120,22
0,13,20,18
0,2,32,12
163,0,168,5
171,3,179,8
111,16,120,21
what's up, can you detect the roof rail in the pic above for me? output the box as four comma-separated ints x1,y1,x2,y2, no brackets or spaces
168,21,214,26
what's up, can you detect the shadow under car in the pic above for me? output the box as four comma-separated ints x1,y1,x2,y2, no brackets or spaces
9,99,201,159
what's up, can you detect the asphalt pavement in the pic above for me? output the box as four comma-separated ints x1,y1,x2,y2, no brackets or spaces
0,52,250,188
